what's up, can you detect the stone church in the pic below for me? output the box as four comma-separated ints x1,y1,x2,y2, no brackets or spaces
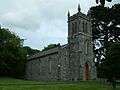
26,5,97,81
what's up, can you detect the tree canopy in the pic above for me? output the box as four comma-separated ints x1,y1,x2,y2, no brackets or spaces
90,4,120,76
23,46,40,57
101,42,120,79
0,27,39,78
90,4,120,62
42,43,60,51
96,0,112,6
100,41,120,88
0,27,26,77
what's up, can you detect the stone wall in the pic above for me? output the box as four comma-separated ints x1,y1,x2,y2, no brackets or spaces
26,48,60,81
59,45,69,81
26,46,70,81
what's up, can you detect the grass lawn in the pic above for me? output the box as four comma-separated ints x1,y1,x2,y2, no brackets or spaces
0,77,120,90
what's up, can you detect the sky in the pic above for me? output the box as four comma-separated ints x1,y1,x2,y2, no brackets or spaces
0,0,119,50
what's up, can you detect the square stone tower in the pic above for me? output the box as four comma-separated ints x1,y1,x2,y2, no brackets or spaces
67,4,96,81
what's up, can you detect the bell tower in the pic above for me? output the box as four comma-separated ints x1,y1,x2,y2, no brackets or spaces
67,4,96,81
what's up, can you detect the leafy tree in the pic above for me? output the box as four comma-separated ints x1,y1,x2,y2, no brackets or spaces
101,42,120,88
0,27,40,78
96,0,112,6
42,43,60,51
90,4,120,76
23,46,40,57
0,27,26,78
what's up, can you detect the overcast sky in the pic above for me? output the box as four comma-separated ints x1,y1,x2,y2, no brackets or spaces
0,0,119,50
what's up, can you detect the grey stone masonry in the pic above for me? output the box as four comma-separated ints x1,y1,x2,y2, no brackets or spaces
26,6,97,81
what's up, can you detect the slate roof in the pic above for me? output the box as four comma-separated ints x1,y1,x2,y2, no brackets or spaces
27,47,59,61
61,44,68,49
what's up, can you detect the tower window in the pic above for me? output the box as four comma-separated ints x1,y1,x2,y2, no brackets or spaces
72,23,74,34
85,23,87,33
75,22,77,33
83,22,85,32
72,22,77,34
79,21,81,32
83,22,88,33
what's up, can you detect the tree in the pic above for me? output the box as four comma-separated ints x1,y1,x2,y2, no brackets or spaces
90,4,120,76
23,46,40,57
42,43,60,51
0,27,40,78
96,0,112,6
101,42,120,88
0,27,26,78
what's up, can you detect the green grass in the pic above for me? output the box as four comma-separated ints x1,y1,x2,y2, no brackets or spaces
0,77,120,90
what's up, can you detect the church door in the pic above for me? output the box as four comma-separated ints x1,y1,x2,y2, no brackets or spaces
83,63,89,80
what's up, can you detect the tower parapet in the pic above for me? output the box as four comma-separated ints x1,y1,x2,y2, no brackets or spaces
67,5,92,39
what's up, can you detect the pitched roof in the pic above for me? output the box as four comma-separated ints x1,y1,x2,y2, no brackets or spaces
27,47,59,61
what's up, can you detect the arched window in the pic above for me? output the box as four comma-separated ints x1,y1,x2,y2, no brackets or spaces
75,22,77,33
49,56,52,73
85,23,87,33
72,23,75,34
85,41,89,54
79,21,81,32
39,59,41,73
72,23,74,35
83,22,85,32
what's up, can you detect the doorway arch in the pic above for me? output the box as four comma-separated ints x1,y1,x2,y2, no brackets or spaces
83,63,89,80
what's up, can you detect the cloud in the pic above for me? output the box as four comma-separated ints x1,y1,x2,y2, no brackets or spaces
0,0,119,50
0,0,42,30
0,0,94,31
0,10,40,30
